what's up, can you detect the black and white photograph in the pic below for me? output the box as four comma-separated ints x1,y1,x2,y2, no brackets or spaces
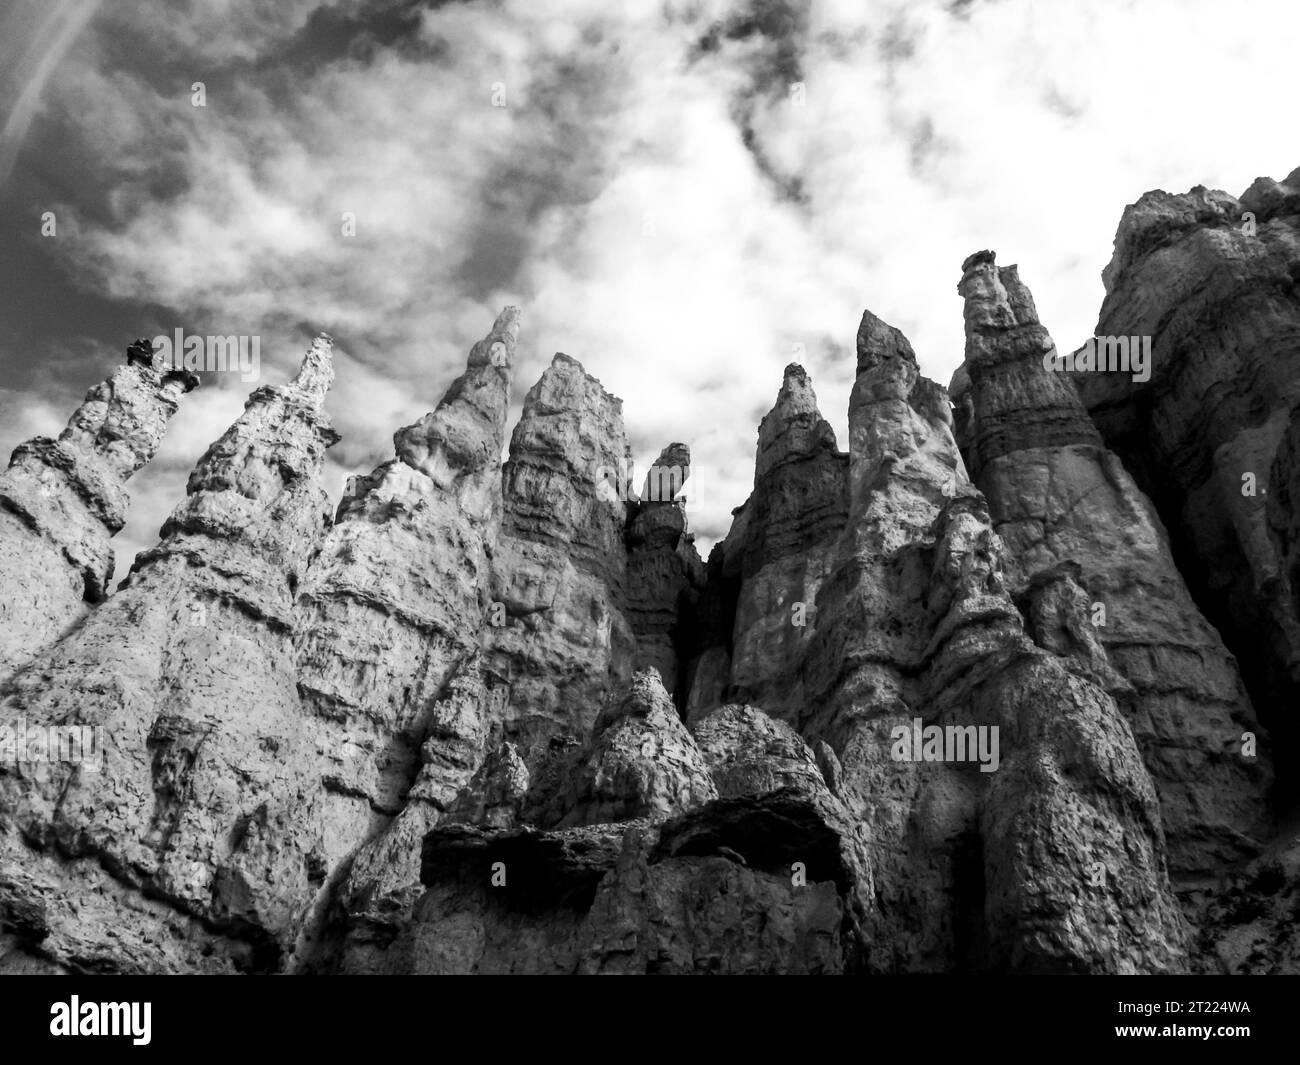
0,0,1292,1043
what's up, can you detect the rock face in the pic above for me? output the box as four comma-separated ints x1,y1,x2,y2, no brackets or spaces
685,365,849,723
484,353,639,765
350,673,853,975
291,309,519,959
624,443,706,705
803,305,1183,973
0,349,193,680
4,169,1300,976
1072,171,1300,805
950,251,1272,893
0,339,337,973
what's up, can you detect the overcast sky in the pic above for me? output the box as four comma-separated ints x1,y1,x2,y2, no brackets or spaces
0,0,1295,569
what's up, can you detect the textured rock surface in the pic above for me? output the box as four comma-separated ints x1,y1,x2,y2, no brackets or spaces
0,351,192,679
799,308,1184,973
523,670,717,830
320,342,661,967
293,309,518,961
345,677,852,975
1073,170,1300,800
483,353,638,768
951,251,1272,890
685,365,849,724
624,444,705,705
1196,815,1300,974
3,169,1300,976
0,339,338,973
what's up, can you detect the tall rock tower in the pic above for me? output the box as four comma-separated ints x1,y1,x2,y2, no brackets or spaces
951,250,1272,889
0,338,338,973
0,346,194,680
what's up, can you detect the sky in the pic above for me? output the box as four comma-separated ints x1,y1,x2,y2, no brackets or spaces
0,0,1295,571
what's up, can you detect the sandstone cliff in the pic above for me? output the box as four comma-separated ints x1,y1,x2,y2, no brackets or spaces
3,168,1300,975
1,339,337,972
1064,168,1300,972
950,250,1271,896
0,346,193,680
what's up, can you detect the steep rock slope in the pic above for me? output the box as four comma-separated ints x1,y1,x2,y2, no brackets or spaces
949,250,1271,890
2,168,1298,976
0,339,338,973
804,309,1184,973
0,346,193,680
482,352,639,764
685,365,849,722
1073,169,1300,793
321,341,653,966
624,442,706,706
292,309,519,955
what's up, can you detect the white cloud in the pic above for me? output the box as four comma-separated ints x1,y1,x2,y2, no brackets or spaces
10,0,1299,560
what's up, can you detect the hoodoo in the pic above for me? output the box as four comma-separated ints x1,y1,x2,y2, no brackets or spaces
3,168,1300,975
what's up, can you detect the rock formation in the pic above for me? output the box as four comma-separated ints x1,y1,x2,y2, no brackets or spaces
4,167,1300,975
624,442,706,706
1073,173,1300,797
1064,167,1300,972
0,339,336,973
950,250,1272,896
291,309,519,961
0,345,194,680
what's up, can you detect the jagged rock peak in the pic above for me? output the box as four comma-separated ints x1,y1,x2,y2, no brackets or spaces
856,308,919,375
1100,184,1243,294
650,441,691,470
389,308,518,489
283,332,335,407
154,336,340,558
499,337,632,596
1240,167,1300,222
198,334,338,467
756,364,839,482
0,341,343,975
641,442,690,502
52,350,195,486
953,251,1099,476
510,351,628,459
125,336,200,392
0,346,195,676
952,250,1273,881
466,305,521,370
958,249,1044,336
540,351,623,411
768,363,819,414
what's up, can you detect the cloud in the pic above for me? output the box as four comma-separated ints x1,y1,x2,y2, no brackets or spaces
0,389,65,459
0,0,102,186
2,0,1298,564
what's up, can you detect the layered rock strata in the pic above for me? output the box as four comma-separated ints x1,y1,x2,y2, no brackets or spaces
483,352,639,765
1072,170,1300,799
685,365,849,723
294,309,519,959
0,346,193,679
950,250,1272,889
0,339,337,973
2,170,1299,975
624,443,706,706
